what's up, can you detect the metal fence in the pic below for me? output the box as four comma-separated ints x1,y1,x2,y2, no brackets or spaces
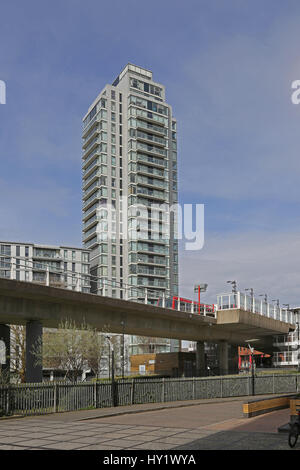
0,374,299,417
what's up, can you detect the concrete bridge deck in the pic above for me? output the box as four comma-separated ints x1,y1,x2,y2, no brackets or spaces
0,278,295,382
0,278,294,346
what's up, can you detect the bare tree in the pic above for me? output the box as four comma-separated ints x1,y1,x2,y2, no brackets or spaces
10,325,26,383
33,320,113,382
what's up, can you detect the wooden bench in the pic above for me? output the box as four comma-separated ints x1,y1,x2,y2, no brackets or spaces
243,394,297,418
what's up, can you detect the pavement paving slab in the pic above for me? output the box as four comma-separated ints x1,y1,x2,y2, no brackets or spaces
0,394,296,451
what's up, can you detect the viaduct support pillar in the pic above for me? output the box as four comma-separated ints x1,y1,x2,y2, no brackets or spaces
25,321,43,383
0,324,10,380
218,341,229,376
196,341,206,376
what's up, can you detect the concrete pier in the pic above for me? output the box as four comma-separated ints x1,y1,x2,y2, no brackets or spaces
0,324,10,378
25,321,43,383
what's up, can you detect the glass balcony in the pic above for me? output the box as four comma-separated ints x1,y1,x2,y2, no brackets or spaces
83,189,107,210
137,277,166,287
82,146,101,168
83,202,99,220
136,141,167,157
135,130,166,147
132,107,168,126
137,153,167,168
136,175,168,189
136,163,166,178
136,186,166,201
136,119,168,136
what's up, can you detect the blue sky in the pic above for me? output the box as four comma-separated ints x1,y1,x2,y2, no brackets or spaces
1,0,300,305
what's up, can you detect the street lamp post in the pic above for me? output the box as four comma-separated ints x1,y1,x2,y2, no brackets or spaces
245,288,254,312
194,284,208,314
227,281,238,308
246,339,259,396
259,294,267,315
120,321,125,379
272,299,280,319
106,336,117,407
227,280,237,293
249,344,255,396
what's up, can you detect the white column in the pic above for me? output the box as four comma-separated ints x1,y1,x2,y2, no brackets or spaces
46,266,50,286
11,257,15,280
76,273,80,292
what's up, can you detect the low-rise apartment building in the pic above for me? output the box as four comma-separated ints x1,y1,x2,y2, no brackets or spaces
0,241,90,293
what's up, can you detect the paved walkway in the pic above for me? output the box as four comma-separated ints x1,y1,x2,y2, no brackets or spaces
0,396,296,450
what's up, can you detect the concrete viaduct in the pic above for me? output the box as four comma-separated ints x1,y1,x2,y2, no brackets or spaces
0,278,295,382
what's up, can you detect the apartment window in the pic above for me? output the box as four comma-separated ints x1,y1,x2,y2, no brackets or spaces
82,252,89,263
16,246,20,257
111,90,115,100
99,244,108,254
119,93,122,102
72,263,76,272
82,264,89,274
72,251,76,260
100,255,108,264
25,246,29,257
64,250,68,259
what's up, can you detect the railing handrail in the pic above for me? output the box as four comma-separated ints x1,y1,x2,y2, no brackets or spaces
216,291,296,325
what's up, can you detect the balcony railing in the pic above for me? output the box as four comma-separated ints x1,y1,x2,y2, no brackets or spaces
217,291,295,325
